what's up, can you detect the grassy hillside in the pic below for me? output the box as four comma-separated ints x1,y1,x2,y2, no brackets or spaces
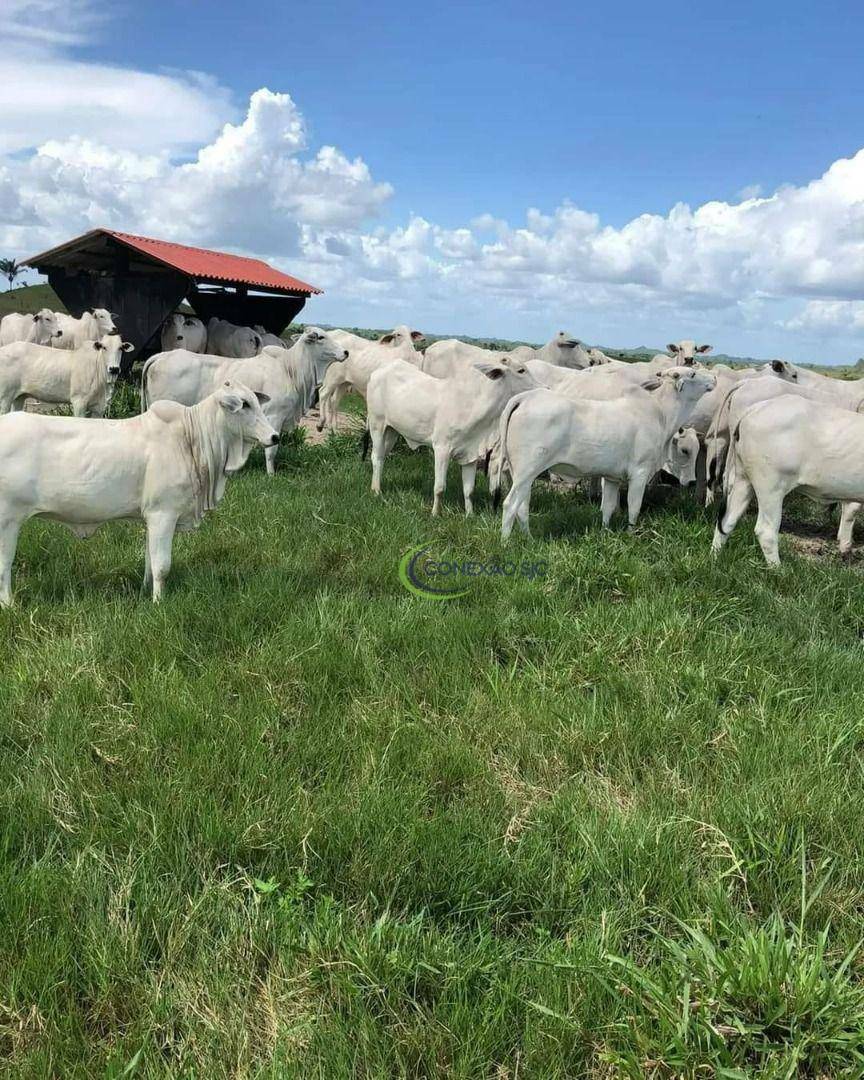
2,424,864,1075
0,283,64,317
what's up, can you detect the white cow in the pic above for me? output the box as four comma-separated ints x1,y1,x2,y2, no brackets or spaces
253,325,289,350
160,313,207,353
141,328,346,474
664,427,701,486
206,317,261,358
55,308,117,350
495,367,716,538
0,380,278,605
651,340,713,367
317,325,424,430
712,395,864,564
421,339,514,380
0,309,63,347
0,335,133,417
508,332,592,369
366,356,541,515
704,364,858,501
587,347,617,367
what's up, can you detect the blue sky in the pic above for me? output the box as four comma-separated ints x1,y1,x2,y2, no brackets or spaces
99,0,864,227
2,0,864,360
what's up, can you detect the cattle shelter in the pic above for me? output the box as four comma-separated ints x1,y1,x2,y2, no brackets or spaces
26,229,323,370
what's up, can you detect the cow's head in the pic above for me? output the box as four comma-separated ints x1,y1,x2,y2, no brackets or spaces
216,379,279,469
90,308,118,336
378,325,426,350
667,340,712,366
768,359,798,382
667,426,700,487
473,357,543,395
95,334,134,376
663,366,717,399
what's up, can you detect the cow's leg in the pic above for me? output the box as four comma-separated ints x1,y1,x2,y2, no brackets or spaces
626,472,650,526
370,423,389,495
461,462,477,516
432,446,451,516
838,502,861,557
145,512,178,602
711,475,753,554
0,516,23,607
694,441,707,503
600,479,620,527
501,478,532,540
753,489,785,567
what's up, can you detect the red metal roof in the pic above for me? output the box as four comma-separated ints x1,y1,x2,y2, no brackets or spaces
27,228,322,295
106,230,322,295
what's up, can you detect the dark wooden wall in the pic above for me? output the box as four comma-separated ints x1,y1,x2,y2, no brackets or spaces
188,289,307,334
47,268,188,373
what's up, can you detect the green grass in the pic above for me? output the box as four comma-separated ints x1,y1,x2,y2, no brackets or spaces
2,422,864,1077
0,283,64,318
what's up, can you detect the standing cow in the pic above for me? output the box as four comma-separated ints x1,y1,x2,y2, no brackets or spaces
0,335,133,417
365,356,541,515
141,328,346,474
0,380,278,605
712,395,864,564
495,367,716,538
55,308,118,349
0,309,63,347
317,326,424,430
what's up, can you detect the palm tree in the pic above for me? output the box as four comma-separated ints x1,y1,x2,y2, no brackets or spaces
0,258,24,291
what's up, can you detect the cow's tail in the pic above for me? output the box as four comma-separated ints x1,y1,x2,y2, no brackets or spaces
705,381,743,499
139,354,160,412
491,395,523,512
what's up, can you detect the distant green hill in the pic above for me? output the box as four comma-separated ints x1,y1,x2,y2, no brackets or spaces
0,283,65,317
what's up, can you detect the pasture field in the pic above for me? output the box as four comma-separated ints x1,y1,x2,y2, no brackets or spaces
3,414,864,1078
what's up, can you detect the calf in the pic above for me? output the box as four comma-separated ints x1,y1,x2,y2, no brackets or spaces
366,356,541,515
0,380,278,604
0,335,132,417
496,367,716,538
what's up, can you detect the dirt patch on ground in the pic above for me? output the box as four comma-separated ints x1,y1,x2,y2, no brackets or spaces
298,408,363,446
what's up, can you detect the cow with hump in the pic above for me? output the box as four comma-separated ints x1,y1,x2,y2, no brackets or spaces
0,380,278,605
140,327,346,475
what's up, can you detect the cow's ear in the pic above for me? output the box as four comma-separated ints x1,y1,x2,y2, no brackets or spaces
378,333,395,344
32,313,39,321
93,341,104,350
254,391,271,406
696,343,712,354
218,389,244,413
410,330,424,341
641,378,662,391
473,362,504,380
667,343,679,354
771,359,785,373
121,341,134,352
678,426,686,435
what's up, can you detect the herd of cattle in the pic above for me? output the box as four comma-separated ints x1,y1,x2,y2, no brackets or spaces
0,303,862,603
